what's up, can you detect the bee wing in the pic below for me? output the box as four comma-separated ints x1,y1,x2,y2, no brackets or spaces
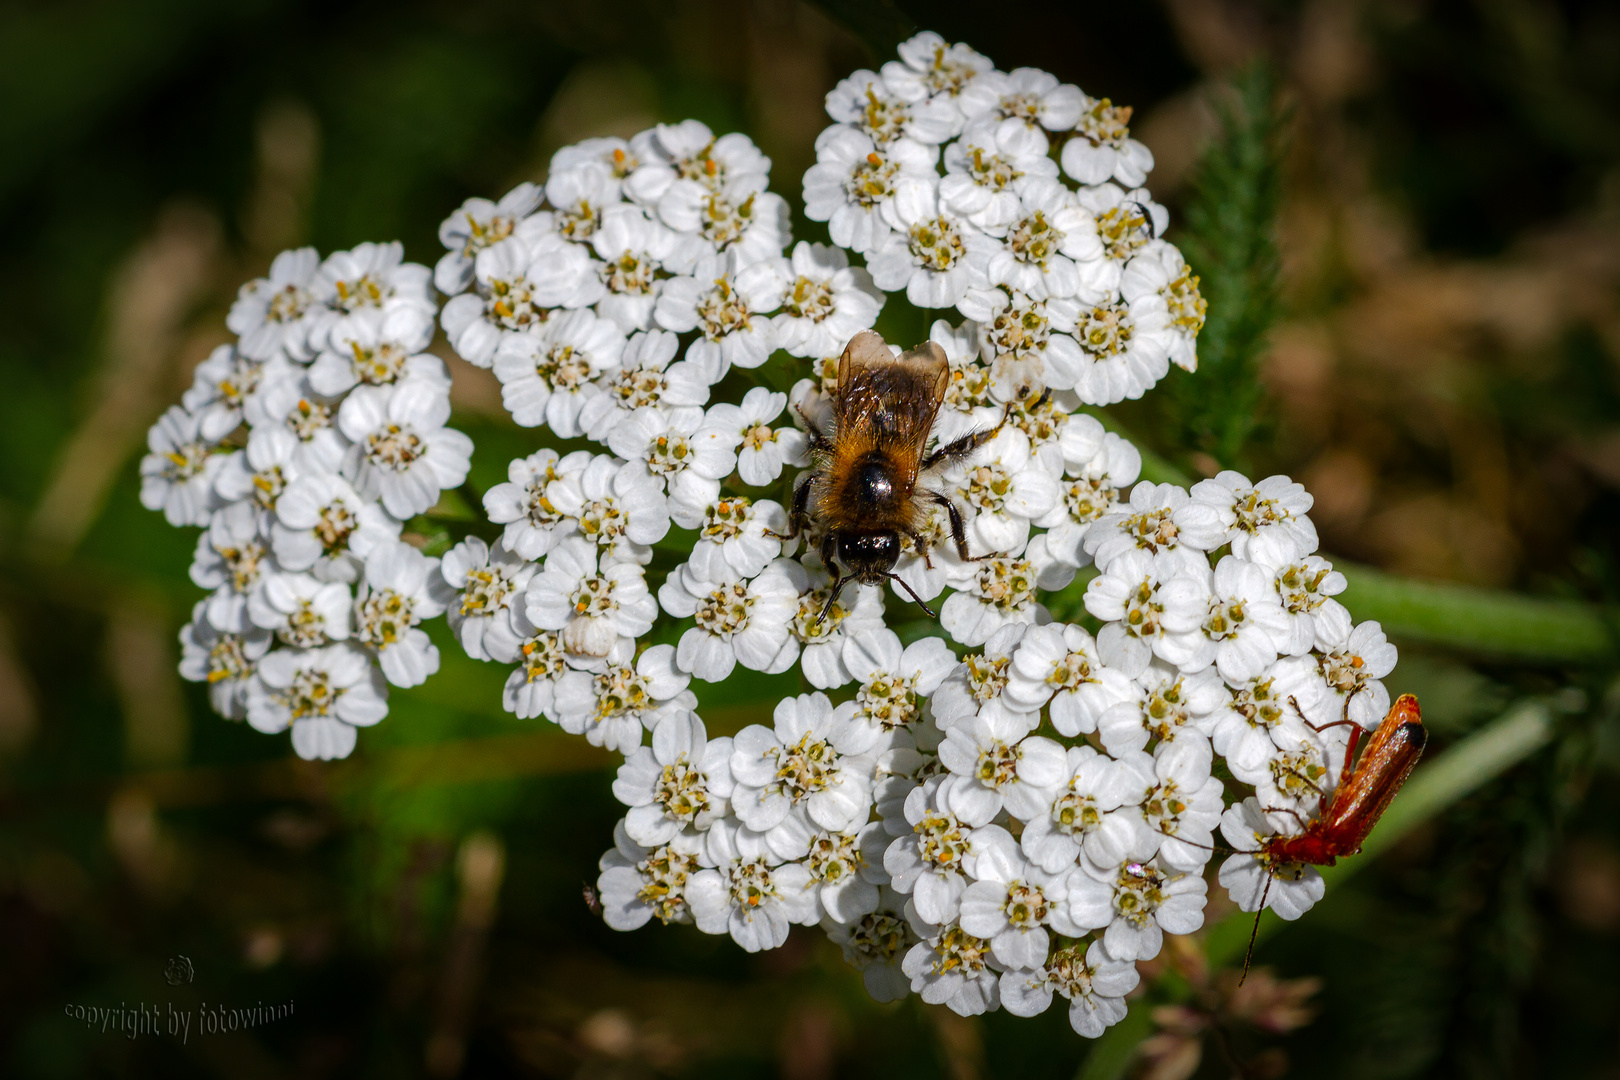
835,332,949,474
836,330,894,395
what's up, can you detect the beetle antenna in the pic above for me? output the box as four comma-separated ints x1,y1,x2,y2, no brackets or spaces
1144,827,1245,856
1271,764,1331,802
887,574,938,619
1240,873,1275,987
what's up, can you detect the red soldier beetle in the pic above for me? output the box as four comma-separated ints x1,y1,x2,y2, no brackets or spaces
1233,693,1427,980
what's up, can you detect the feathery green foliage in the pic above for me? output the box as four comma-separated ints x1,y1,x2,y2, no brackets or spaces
1165,62,1286,472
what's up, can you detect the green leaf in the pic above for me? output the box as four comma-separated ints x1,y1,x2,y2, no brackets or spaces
1161,62,1286,472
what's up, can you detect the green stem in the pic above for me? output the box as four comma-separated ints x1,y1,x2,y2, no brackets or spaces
1335,564,1617,664
1075,411,1617,663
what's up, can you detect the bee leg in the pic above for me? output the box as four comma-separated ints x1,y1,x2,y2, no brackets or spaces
917,392,1048,473
903,528,935,570
793,402,834,454
920,425,997,473
816,533,844,625
1128,200,1160,239
887,573,938,619
818,577,850,624
766,475,815,541
927,491,998,563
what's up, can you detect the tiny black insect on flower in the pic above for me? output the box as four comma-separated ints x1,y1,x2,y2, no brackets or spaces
1128,200,1160,239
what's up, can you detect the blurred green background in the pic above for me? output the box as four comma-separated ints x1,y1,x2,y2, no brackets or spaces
3,0,1620,1077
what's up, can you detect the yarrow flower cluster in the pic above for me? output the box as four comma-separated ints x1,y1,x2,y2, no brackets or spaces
418,34,1386,1043
426,118,875,741
803,31,1203,406
584,459,1388,1038
142,243,472,760
141,29,1398,1044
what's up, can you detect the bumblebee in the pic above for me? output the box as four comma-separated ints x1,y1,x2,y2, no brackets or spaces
778,329,1018,619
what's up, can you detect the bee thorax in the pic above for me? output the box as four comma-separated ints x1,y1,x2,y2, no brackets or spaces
848,453,903,513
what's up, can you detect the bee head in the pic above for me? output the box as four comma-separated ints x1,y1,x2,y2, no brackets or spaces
838,530,900,584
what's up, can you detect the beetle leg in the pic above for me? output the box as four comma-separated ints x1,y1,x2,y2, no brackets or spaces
1240,875,1275,987
1291,694,1365,781
1259,805,1313,832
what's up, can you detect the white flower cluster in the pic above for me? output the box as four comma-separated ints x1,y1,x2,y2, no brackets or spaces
428,37,1392,1044
140,243,473,761
869,469,1396,1030
130,27,1392,1043
588,465,1395,1038
433,118,876,392
428,120,900,743
803,30,1205,406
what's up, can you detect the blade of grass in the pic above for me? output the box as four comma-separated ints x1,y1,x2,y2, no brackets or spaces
1335,564,1616,664
1058,414,1617,664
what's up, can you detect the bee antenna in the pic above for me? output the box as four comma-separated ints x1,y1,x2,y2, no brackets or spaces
817,577,850,625
887,574,938,619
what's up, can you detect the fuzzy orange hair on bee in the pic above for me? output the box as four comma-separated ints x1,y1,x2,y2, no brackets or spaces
774,329,1029,620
